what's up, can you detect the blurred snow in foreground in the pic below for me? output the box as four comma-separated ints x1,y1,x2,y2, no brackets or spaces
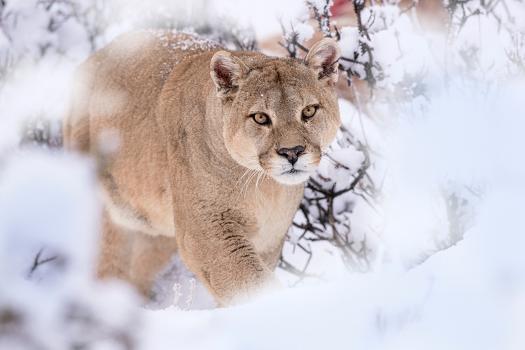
0,152,141,349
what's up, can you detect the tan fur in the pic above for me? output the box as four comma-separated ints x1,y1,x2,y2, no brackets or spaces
63,30,341,305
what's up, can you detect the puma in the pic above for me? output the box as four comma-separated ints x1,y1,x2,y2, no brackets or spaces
63,30,341,305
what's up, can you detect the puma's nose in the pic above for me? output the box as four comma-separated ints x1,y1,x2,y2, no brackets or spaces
277,145,305,165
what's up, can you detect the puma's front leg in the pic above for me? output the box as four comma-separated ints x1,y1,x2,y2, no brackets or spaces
177,211,277,305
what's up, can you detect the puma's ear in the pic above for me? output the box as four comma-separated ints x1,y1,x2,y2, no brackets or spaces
210,51,247,96
304,38,341,85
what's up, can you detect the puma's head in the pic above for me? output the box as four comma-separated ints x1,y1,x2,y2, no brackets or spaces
210,38,341,185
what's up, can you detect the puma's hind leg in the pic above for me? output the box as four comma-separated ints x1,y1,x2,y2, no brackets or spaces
97,211,178,299
128,232,179,299
97,211,134,282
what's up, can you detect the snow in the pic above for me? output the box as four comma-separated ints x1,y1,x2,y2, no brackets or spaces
148,255,216,310
105,0,306,42
293,21,316,43
339,26,360,59
0,152,98,278
1,0,525,348
141,209,525,349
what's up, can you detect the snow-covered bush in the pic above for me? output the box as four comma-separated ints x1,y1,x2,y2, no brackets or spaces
0,0,108,76
278,0,525,282
0,0,110,153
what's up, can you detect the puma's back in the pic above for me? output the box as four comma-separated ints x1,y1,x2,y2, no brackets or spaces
64,31,222,235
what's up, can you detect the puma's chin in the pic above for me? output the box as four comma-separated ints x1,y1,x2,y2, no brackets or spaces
265,153,319,185
271,169,313,186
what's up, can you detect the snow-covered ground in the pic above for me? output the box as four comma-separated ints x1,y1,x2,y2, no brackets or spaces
1,0,525,349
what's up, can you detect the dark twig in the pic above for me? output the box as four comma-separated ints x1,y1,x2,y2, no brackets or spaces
27,248,59,278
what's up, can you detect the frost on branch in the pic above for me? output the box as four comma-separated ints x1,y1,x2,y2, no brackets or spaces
280,0,384,90
279,0,386,281
282,133,378,274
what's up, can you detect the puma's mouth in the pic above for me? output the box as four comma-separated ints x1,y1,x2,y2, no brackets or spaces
281,168,304,175
273,167,312,185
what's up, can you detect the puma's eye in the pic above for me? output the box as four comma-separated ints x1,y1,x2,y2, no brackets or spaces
252,112,271,125
302,105,318,120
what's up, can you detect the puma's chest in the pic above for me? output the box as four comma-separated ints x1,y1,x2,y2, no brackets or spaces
249,186,304,255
